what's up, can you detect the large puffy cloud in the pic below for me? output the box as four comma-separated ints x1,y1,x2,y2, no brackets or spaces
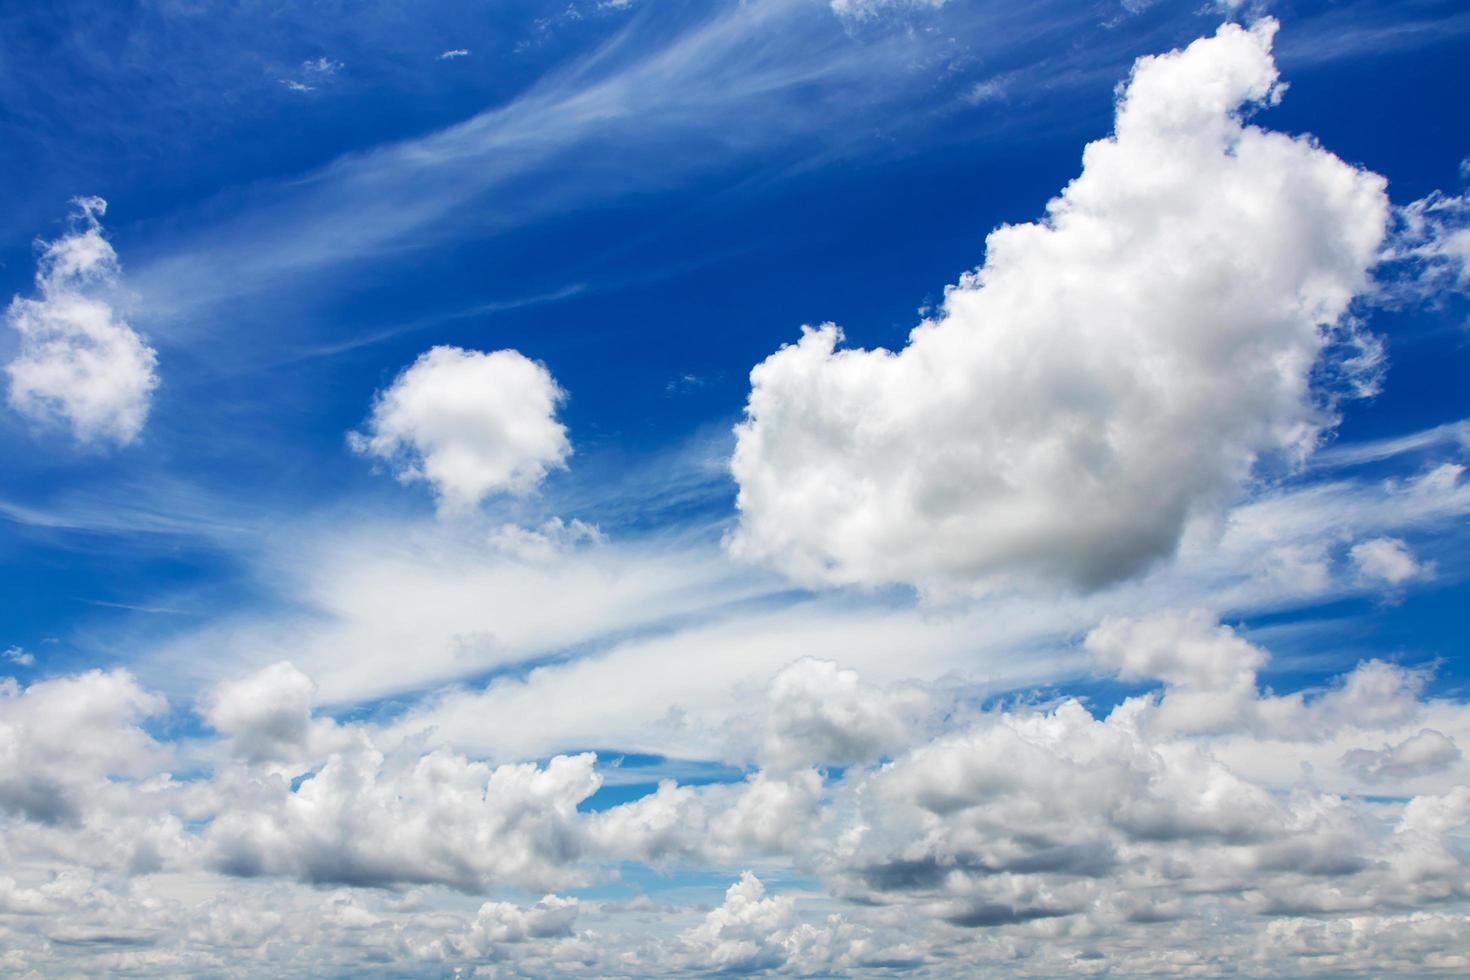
819,653,1470,939
349,345,570,513
4,197,159,447
203,745,601,891
730,20,1389,592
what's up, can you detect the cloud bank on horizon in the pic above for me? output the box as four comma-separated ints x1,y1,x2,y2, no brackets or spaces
2,2,1470,976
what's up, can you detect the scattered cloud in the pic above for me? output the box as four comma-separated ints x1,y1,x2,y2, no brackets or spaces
1373,183,1470,313
279,56,343,92
1344,729,1462,783
302,57,342,76
1351,535,1433,587
348,346,571,513
4,197,158,447
2,646,35,668
438,49,470,60
965,77,1007,104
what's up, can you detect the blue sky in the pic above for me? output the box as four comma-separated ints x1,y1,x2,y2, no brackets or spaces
2,0,1470,975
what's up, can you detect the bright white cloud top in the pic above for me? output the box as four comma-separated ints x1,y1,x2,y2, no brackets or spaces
4,197,158,447
349,345,571,512
732,22,1387,592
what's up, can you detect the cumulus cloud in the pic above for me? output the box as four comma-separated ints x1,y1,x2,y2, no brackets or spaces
1344,729,1462,783
821,661,1470,937
349,346,571,513
2,646,35,668
0,633,1467,976
645,871,916,974
205,747,600,891
730,21,1388,593
1088,610,1426,739
0,669,169,830
6,18,1470,978
200,662,340,764
4,197,159,447
464,894,578,949
758,658,927,769
1350,535,1432,586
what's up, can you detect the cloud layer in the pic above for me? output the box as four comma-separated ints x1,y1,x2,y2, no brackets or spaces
5,606,1470,975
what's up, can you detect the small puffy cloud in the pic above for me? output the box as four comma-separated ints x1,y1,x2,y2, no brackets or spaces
466,894,578,950
730,21,1388,593
349,346,571,513
1088,610,1266,735
1343,729,1462,784
1350,536,1432,586
760,658,926,769
662,871,797,973
200,662,320,764
439,49,470,60
4,197,159,447
3,646,35,668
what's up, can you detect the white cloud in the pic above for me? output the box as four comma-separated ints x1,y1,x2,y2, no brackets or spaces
659,871,796,972
1343,729,1462,784
438,49,470,60
1382,191,1470,298
279,57,343,93
302,57,342,76
464,894,578,949
486,517,604,563
0,632,1467,975
730,21,1388,593
203,746,602,891
2,646,35,668
349,346,571,513
758,658,927,770
1088,610,1427,739
1350,535,1432,586
5,197,159,447
0,669,169,829
200,662,346,765
829,0,948,20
